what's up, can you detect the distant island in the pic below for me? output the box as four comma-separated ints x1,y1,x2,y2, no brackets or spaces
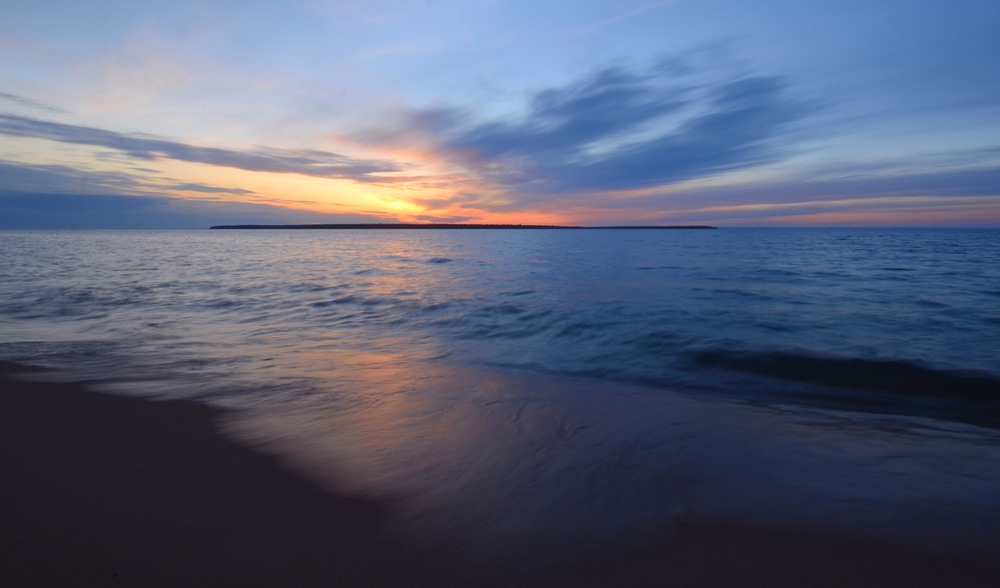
210,223,716,230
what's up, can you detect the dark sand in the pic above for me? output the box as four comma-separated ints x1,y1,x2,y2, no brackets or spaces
2,360,998,587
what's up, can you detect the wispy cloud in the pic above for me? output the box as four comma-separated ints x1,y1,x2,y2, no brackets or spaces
414,213,478,223
0,159,255,199
407,57,810,209
583,1,679,34
0,159,150,195
569,159,1000,225
0,114,402,181
0,91,66,114
0,191,396,229
162,182,256,196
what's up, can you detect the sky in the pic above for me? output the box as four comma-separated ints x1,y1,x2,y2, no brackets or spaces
2,0,999,228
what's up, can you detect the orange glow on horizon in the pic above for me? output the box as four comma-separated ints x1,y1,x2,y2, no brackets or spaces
748,207,1000,227
11,134,1000,227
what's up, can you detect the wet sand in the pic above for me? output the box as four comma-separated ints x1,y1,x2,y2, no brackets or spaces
2,360,997,587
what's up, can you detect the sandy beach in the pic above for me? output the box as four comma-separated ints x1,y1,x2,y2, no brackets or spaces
2,360,998,588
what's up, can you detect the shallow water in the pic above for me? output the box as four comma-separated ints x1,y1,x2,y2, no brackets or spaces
2,228,999,563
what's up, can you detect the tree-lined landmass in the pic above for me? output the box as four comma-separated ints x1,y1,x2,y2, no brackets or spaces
209,223,717,230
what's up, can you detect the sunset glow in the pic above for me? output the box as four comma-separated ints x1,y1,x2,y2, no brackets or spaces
2,0,999,227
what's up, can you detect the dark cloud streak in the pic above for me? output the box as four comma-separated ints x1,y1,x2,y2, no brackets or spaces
165,182,256,195
0,92,66,113
0,191,394,229
563,162,1000,224
0,159,149,195
447,67,688,161
0,159,255,198
414,60,809,202
0,114,401,181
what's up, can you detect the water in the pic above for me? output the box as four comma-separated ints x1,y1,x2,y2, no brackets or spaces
2,228,1000,565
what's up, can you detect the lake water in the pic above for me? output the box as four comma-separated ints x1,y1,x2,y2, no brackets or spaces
2,228,999,565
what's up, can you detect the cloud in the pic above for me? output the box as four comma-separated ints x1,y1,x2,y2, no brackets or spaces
0,159,149,195
0,114,402,181
581,1,679,35
414,214,478,223
0,191,395,229
163,182,256,195
0,92,66,114
410,59,810,206
447,66,688,163
566,159,1000,225
660,162,1000,211
0,159,254,198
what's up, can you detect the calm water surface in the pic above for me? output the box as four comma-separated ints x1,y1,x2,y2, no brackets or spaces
2,228,999,565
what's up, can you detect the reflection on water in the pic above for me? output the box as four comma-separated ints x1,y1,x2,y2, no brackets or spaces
223,349,1000,568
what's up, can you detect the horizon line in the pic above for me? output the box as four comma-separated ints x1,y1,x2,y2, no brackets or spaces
208,223,718,230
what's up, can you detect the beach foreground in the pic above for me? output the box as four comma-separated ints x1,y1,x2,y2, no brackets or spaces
2,361,998,588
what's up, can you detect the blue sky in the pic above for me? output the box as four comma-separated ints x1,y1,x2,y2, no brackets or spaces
2,0,999,227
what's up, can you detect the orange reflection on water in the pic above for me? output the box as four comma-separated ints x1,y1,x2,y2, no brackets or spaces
225,343,505,497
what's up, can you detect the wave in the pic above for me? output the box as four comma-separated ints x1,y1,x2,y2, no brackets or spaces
680,347,1000,427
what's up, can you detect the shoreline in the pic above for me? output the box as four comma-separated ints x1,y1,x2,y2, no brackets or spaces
2,360,998,587
0,361,481,587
